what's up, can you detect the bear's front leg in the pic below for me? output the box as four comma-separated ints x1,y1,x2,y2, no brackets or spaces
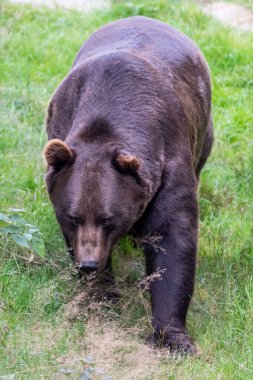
145,236,197,354
140,167,198,354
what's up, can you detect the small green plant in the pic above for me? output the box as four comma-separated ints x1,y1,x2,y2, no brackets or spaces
0,208,45,259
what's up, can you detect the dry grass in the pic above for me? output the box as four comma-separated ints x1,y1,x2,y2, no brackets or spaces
84,319,161,380
61,277,189,380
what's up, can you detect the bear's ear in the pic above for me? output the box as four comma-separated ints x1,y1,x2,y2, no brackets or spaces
43,139,76,170
113,150,141,174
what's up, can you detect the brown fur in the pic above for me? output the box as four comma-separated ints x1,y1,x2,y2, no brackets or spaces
44,16,214,354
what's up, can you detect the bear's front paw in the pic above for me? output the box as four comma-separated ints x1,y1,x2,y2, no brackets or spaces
148,326,197,355
102,287,121,303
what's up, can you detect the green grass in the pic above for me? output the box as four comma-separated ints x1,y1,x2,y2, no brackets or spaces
1,0,253,378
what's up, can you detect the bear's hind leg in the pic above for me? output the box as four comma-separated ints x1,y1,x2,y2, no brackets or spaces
195,116,214,179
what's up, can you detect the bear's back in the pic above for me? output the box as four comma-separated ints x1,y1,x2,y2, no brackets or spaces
47,16,211,165
73,16,207,78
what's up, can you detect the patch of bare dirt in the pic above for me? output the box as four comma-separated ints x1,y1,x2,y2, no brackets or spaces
202,2,253,31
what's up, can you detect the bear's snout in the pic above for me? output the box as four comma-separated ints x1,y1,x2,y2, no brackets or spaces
74,226,109,272
78,260,99,273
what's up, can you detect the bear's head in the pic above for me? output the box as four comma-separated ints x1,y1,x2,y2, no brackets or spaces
43,139,152,273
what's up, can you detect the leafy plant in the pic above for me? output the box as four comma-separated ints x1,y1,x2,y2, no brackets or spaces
0,208,45,259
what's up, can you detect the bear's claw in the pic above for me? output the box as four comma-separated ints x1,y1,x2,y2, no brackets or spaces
148,327,197,355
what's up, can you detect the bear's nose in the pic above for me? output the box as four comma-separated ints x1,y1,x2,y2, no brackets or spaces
78,260,99,273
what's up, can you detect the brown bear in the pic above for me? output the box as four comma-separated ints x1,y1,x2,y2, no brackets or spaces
43,16,213,354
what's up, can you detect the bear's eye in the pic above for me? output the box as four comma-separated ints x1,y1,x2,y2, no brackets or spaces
97,216,113,229
68,215,82,226
101,217,112,225
103,217,113,225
